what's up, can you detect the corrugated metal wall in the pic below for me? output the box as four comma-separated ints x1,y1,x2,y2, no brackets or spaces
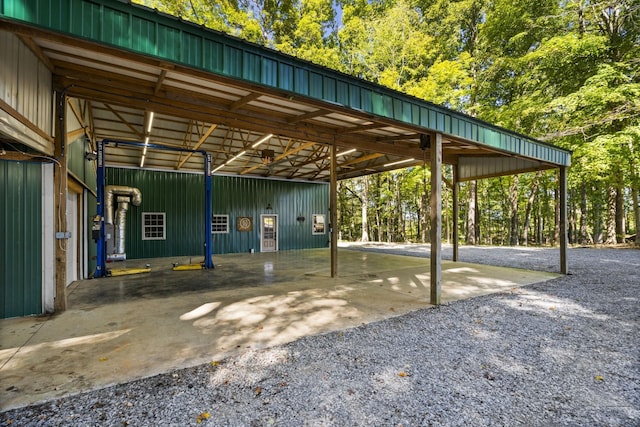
105,168,329,259
0,29,53,155
67,134,97,191
0,160,42,318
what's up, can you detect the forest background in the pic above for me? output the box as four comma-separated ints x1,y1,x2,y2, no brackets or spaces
137,0,639,247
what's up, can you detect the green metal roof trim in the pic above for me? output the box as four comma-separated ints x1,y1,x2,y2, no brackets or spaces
0,0,571,167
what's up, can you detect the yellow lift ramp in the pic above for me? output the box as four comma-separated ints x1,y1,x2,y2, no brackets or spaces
172,259,205,271
107,265,151,277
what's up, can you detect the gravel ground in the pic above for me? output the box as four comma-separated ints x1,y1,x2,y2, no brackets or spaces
3,245,639,426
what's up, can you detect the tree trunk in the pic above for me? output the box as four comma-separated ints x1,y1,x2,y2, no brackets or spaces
633,187,640,246
615,186,625,243
361,177,369,242
579,183,591,244
522,173,540,245
421,170,429,243
509,175,519,245
554,183,560,245
606,186,617,244
466,180,477,244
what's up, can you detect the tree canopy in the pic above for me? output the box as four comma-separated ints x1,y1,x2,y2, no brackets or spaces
136,0,640,246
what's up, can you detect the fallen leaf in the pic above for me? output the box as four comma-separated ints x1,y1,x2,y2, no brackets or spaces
257,325,264,330
549,306,556,311
196,412,211,423
98,357,108,362
398,371,407,377
210,361,220,367
595,375,604,381
254,386,262,395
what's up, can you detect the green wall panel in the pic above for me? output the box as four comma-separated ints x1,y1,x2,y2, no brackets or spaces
0,160,42,318
67,136,97,192
105,168,328,259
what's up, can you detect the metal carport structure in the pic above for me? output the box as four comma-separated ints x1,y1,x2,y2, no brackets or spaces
0,0,571,313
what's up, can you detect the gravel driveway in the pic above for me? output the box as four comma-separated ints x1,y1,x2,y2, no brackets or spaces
3,245,639,426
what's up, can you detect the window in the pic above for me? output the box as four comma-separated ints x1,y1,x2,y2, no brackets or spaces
142,212,166,240
312,214,326,235
211,214,229,234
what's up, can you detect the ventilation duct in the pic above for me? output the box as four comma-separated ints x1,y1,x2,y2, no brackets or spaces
105,185,142,261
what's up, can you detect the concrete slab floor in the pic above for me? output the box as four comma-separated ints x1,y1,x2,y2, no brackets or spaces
0,249,558,411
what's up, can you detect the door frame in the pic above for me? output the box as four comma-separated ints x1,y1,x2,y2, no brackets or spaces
260,214,279,252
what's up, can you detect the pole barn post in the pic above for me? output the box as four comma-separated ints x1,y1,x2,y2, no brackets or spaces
330,142,338,277
204,153,214,269
559,166,569,274
452,164,459,262
430,133,443,305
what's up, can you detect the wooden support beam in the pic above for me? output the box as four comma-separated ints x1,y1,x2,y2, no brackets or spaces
154,69,168,95
54,91,68,312
67,98,86,129
104,104,144,139
0,98,54,143
430,133,443,305
287,109,330,123
176,123,217,169
241,141,316,175
66,127,86,141
452,165,459,262
339,123,387,134
229,92,261,111
330,142,338,277
339,153,384,167
18,35,54,72
559,166,569,274
375,134,420,143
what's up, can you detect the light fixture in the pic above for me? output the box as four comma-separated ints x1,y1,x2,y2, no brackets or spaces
266,203,273,212
227,150,246,164
337,148,356,156
84,151,97,160
146,111,154,133
384,158,415,167
251,133,273,148
211,149,247,173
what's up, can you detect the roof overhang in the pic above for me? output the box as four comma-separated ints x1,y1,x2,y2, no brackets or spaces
0,0,570,181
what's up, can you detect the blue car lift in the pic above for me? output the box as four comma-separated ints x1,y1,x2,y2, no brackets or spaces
94,139,214,278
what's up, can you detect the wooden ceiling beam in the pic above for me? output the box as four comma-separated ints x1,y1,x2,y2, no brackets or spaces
104,104,144,139
18,35,55,72
287,109,331,124
229,92,261,111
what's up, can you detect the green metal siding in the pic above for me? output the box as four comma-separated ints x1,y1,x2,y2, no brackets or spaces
67,135,97,191
105,168,328,259
0,0,571,167
0,160,42,318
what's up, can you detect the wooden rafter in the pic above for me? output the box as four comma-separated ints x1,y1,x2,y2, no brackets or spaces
18,35,54,72
176,123,218,170
240,141,316,175
154,69,168,95
105,104,144,139
287,109,330,124
229,92,261,111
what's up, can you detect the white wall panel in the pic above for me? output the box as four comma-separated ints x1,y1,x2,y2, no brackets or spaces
0,30,53,154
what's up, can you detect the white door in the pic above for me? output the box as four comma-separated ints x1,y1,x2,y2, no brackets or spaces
66,192,78,285
260,215,278,252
